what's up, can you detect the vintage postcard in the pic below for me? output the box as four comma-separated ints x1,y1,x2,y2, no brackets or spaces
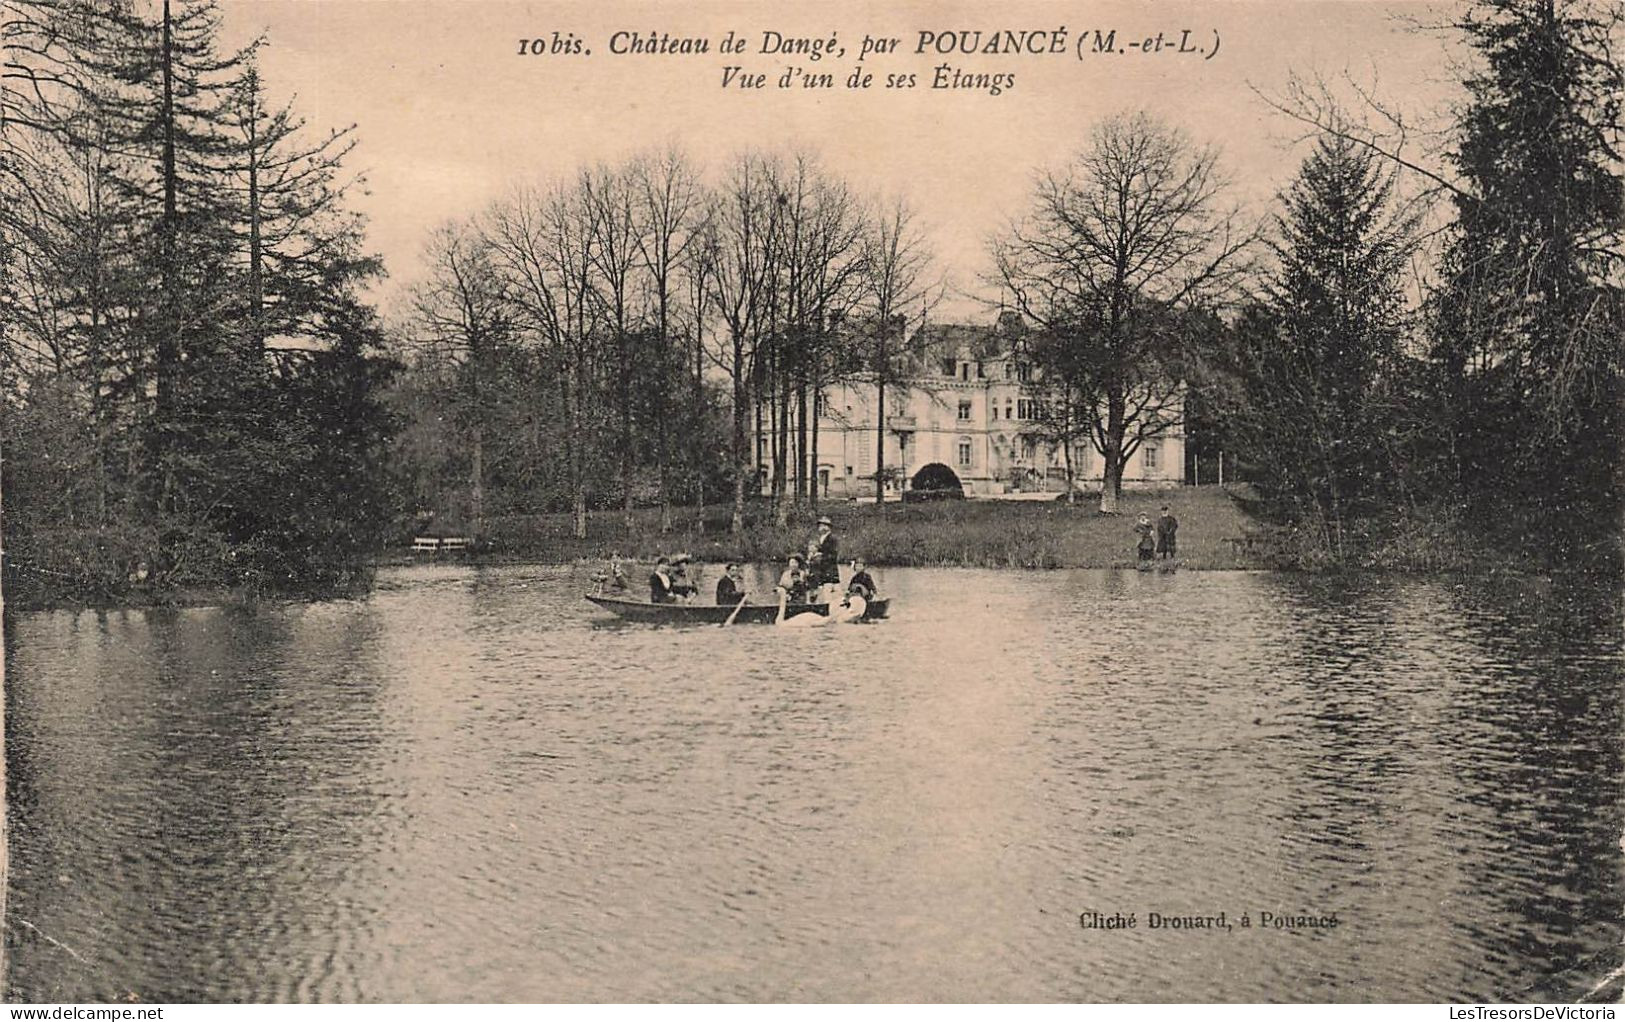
2,0,1620,1006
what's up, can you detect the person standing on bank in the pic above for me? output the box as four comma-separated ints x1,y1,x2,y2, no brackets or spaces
1134,514,1157,566
807,516,840,601
1156,505,1179,560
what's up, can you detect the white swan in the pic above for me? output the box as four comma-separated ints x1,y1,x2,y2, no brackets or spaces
776,588,829,628
775,590,866,627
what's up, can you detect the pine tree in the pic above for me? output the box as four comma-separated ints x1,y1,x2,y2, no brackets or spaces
1434,0,1623,565
1235,132,1418,558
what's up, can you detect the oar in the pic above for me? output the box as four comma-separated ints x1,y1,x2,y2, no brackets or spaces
721,595,749,627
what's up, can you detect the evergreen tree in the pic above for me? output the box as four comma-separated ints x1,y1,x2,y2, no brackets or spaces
2,1,397,600
1434,0,1623,565
1229,133,1419,559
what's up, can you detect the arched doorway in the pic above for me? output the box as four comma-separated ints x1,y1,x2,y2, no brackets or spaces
908,462,964,500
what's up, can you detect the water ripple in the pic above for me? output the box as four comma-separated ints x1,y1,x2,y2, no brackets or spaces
5,565,1620,1001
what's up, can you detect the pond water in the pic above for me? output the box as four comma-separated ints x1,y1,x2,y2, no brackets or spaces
5,564,1621,1002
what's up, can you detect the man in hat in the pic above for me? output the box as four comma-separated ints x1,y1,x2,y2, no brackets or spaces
1156,505,1179,560
807,515,840,600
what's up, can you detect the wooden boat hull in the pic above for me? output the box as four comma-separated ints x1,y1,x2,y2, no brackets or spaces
585,594,890,624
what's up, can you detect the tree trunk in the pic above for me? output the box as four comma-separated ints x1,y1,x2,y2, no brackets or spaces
775,374,792,526
797,378,810,506
693,326,705,519
1098,389,1126,514
152,0,180,525
564,373,586,540
1062,393,1079,504
246,79,264,358
875,377,886,506
767,376,780,511
731,336,748,535
809,375,821,509
470,422,485,539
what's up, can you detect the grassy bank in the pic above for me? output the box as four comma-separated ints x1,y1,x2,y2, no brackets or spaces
394,486,1261,572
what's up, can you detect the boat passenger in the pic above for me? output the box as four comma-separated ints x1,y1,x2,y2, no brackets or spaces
669,553,698,601
716,563,746,605
777,555,809,605
807,516,840,599
847,558,877,602
649,557,678,604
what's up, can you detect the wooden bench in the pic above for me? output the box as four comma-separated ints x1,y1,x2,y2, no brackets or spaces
412,536,472,553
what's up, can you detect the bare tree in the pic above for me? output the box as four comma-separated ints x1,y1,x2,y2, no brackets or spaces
407,221,511,539
484,179,601,539
580,162,644,530
706,151,785,534
774,152,866,514
631,146,706,532
993,112,1255,512
856,196,940,506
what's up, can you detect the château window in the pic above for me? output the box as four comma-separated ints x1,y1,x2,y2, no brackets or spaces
959,363,970,381
1143,443,1160,471
958,440,973,467
957,400,972,421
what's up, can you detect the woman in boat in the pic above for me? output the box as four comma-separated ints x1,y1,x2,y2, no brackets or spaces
777,555,809,605
669,553,698,601
846,558,877,601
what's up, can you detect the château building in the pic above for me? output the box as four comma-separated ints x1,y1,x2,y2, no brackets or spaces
755,315,1186,500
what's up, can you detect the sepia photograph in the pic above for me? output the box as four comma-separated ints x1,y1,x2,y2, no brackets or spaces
0,0,1620,1005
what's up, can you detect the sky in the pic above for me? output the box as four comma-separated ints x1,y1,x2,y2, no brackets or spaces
217,0,1463,320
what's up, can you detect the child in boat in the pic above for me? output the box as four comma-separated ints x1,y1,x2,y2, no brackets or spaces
777,555,809,604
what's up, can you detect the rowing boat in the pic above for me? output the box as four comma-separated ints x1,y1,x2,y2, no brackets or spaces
584,594,890,624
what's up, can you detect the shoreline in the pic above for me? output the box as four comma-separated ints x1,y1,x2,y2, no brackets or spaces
8,487,1584,613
